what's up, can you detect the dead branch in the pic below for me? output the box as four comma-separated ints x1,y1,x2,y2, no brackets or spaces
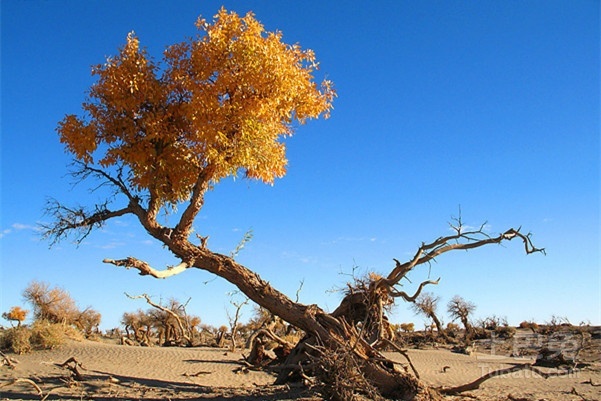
0,350,19,369
41,198,133,246
57,357,86,381
386,226,545,287
389,278,440,302
582,378,601,387
0,378,44,399
440,363,577,394
105,258,189,279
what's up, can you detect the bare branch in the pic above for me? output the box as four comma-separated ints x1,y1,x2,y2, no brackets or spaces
387,227,544,286
440,363,575,394
388,278,440,302
41,198,133,246
69,160,137,203
103,257,189,279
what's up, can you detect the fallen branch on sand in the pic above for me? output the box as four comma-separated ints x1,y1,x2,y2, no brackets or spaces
0,351,19,369
582,378,601,387
57,357,86,381
440,363,578,394
0,378,46,400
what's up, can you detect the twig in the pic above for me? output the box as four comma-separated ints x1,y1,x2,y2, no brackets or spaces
183,370,212,377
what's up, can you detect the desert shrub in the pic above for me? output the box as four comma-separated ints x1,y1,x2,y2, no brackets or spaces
471,327,489,340
479,315,507,331
0,326,32,354
519,320,539,332
30,321,68,349
495,325,516,339
23,281,79,324
400,322,415,333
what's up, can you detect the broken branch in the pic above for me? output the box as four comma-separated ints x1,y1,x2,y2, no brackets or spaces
104,257,189,279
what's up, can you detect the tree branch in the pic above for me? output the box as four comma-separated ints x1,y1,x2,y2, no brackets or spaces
388,278,440,302
103,257,189,279
386,226,545,286
41,199,133,246
173,167,214,240
440,363,574,395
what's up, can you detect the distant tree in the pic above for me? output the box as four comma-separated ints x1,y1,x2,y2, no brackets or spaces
42,7,544,400
23,281,79,325
74,308,102,336
411,292,449,341
447,295,476,340
2,306,28,327
226,292,250,351
399,322,415,333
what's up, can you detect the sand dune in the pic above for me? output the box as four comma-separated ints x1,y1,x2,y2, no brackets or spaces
1,339,599,400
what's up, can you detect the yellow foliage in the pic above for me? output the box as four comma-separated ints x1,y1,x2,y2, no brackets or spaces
2,306,28,325
58,8,335,205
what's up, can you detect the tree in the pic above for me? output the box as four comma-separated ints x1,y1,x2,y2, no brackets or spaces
74,308,102,337
2,306,28,327
411,292,449,341
43,8,544,400
447,295,476,340
23,281,79,325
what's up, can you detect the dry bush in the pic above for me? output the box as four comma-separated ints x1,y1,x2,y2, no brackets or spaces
495,325,516,339
400,323,415,333
0,326,32,354
29,321,83,349
23,281,79,324
519,320,539,332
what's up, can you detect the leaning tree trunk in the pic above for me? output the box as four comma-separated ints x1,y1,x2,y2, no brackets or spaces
106,238,437,400
99,210,541,400
429,313,450,342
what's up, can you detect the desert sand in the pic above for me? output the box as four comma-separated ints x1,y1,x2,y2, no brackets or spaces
1,339,599,400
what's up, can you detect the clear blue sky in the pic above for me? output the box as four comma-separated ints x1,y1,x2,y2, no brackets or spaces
1,1,599,330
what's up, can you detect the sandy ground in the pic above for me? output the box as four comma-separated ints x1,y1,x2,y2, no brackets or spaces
1,339,599,400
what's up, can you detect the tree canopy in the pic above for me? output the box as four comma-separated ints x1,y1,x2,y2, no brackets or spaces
58,8,334,208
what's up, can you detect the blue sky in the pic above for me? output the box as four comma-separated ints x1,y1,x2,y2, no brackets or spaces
1,1,599,330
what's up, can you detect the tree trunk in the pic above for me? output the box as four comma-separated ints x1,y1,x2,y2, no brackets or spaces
188,249,437,400
429,313,449,342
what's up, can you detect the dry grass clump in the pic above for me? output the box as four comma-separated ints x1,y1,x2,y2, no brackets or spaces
1,321,84,354
0,326,32,354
